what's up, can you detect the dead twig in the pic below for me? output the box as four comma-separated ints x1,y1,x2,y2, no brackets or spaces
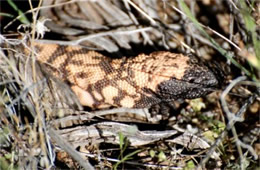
198,76,259,169
48,127,95,170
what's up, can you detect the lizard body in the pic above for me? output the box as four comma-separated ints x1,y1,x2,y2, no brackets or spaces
27,43,219,109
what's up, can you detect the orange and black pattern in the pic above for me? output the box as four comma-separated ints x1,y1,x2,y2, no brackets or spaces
27,43,219,109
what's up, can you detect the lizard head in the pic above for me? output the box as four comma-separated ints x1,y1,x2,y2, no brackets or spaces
156,55,222,100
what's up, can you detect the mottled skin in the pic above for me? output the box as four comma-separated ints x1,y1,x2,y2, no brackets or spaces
26,42,219,109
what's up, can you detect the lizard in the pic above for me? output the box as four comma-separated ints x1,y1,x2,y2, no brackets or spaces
25,42,220,109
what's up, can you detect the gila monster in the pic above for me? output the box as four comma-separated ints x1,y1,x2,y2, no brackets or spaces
26,42,219,109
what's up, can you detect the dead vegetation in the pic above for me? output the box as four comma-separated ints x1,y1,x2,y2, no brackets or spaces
0,0,259,169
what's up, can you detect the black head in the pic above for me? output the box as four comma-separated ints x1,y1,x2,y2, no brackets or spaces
157,59,222,100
